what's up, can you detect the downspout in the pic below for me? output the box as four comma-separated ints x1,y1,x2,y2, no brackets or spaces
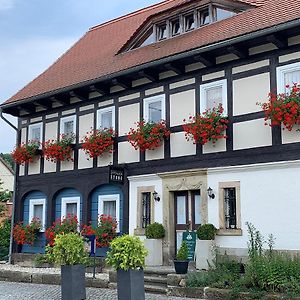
0,108,18,264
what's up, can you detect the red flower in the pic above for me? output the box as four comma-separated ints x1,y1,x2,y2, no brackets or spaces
13,218,42,245
95,214,117,248
11,142,39,165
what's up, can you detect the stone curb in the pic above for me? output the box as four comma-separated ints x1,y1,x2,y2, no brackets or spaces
0,269,109,288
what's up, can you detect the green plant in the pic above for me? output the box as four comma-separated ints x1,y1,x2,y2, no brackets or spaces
145,222,165,239
0,218,11,260
196,223,217,240
94,214,117,247
34,254,49,267
106,235,148,271
46,233,88,265
176,241,189,261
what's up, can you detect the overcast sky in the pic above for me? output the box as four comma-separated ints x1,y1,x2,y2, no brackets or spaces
0,0,161,153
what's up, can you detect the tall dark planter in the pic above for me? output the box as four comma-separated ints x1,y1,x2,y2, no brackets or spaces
61,264,86,300
117,269,145,300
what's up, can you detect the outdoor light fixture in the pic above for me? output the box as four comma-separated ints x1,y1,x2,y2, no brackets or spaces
207,187,215,199
153,191,160,202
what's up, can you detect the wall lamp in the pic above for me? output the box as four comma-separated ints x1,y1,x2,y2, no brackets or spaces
207,187,215,199
153,191,160,202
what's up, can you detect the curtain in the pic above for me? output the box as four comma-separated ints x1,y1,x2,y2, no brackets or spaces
206,86,222,110
103,201,116,219
101,111,112,129
66,203,77,216
33,204,43,223
284,70,300,92
149,100,162,123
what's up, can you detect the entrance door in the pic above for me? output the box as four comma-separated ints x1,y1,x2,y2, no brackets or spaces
174,190,201,252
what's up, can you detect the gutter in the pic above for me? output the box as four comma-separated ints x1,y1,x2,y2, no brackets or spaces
1,18,300,110
0,108,18,264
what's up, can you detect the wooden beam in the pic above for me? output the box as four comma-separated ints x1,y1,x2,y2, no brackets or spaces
193,54,215,67
89,83,109,95
266,34,288,49
17,106,32,115
33,101,51,110
164,62,185,75
69,90,88,101
50,95,70,106
111,78,131,89
227,45,248,59
138,70,158,82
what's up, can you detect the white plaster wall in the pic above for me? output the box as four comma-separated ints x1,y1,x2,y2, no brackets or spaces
44,122,58,173
118,103,139,136
170,132,196,157
282,125,300,144
79,113,94,141
207,161,300,250
97,152,113,167
118,141,139,164
145,142,164,161
78,149,93,169
0,162,13,191
128,175,163,235
28,158,41,175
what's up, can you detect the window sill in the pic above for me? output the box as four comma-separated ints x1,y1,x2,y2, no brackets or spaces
217,228,242,236
134,228,146,236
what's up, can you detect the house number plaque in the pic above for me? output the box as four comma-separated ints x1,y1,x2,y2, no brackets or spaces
109,166,124,184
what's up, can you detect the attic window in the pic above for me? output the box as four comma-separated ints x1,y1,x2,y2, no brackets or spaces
158,23,167,40
171,18,181,36
199,8,210,25
184,14,195,31
216,7,236,21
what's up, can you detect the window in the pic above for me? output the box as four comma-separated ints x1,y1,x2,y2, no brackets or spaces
60,115,76,139
199,9,210,26
200,79,227,114
171,18,181,36
29,199,46,231
98,194,120,232
28,123,42,144
139,29,155,47
61,197,80,223
157,23,167,40
277,62,300,94
97,107,115,129
216,8,236,21
219,182,241,235
143,95,165,123
141,192,151,228
184,14,195,31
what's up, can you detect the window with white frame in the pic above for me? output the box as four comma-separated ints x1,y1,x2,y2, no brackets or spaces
60,115,76,139
28,123,43,144
277,62,300,94
97,107,115,129
29,199,46,231
98,194,120,232
61,197,80,223
143,95,165,123
200,79,227,114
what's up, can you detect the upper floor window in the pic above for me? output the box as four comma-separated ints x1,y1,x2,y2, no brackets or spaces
143,95,165,123
97,107,115,129
277,62,300,94
171,18,181,36
184,13,195,31
60,115,76,139
29,198,46,231
199,8,210,25
157,23,167,40
28,123,42,144
200,79,227,114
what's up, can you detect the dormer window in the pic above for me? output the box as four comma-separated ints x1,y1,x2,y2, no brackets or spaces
184,14,195,31
171,18,181,36
157,23,167,40
199,8,210,26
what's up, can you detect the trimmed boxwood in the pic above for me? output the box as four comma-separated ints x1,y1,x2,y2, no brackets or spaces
145,222,165,239
196,224,217,240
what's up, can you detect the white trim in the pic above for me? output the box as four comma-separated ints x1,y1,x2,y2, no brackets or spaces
200,79,227,114
128,174,161,182
29,198,46,232
97,106,115,130
28,122,43,144
276,61,300,93
98,194,120,232
60,115,76,136
143,94,166,122
61,196,80,224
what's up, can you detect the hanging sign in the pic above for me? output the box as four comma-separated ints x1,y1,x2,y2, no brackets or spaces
109,166,124,184
182,231,197,261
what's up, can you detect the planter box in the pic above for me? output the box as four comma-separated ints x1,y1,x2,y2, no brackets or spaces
61,264,86,300
117,269,145,300
195,240,215,270
144,239,163,266
174,260,189,274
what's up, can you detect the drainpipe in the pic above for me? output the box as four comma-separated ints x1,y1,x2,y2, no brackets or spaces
0,108,18,264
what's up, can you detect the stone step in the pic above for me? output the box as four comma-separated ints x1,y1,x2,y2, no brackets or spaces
144,275,168,285
108,282,167,295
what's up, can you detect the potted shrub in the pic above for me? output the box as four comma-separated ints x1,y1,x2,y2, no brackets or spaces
174,241,189,274
196,223,217,270
127,120,170,151
106,235,148,300
144,222,165,266
11,142,40,165
46,232,88,300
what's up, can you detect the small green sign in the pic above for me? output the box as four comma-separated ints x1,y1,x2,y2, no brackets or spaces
182,231,197,261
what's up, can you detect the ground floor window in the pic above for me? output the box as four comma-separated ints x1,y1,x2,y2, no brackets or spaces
61,196,80,223
141,192,151,229
29,198,46,231
98,194,120,231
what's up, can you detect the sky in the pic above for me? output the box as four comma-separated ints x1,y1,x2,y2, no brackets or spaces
0,0,161,153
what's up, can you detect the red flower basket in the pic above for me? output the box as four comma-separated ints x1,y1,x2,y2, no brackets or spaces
95,214,117,248
43,134,74,163
182,104,229,145
258,83,300,131
11,142,39,165
128,120,170,151
13,217,42,245
81,128,116,159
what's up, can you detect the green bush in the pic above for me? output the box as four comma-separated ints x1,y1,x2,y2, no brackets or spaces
196,224,217,240
45,233,88,265
106,235,148,271
145,222,165,239
0,218,11,261
176,241,189,261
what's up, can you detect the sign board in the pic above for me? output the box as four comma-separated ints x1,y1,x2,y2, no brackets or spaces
182,231,197,261
109,166,124,184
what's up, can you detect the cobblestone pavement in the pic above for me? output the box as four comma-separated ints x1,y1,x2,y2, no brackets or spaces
0,282,196,300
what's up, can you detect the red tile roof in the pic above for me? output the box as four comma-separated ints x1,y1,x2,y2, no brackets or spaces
2,0,300,105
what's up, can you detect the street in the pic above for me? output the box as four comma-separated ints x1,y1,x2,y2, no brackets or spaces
0,282,195,300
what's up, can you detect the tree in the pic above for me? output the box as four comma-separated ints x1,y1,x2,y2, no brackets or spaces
0,153,14,170
0,180,11,203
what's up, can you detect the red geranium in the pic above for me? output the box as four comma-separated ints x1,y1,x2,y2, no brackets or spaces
81,128,116,159
43,134,74,163
13,217,42,245
182,104,228,145
95,214,117,248
258,83,300,131
128,120,170,151
81,224,96,236
11,142,39,165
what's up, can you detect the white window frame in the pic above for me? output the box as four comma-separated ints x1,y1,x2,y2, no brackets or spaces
60,115,76,137
97,106,115,130
29,198,46,232
28,122,43,144
98,194,120,232
61,196,80,224
200,79,227,115
143,94,166,122
276,62,300,94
